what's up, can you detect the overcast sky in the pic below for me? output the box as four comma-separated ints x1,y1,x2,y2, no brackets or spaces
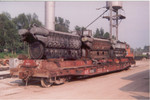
0,1,149,49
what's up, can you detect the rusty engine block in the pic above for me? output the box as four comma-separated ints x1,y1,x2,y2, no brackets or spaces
19,25,127,60
19,26,82,59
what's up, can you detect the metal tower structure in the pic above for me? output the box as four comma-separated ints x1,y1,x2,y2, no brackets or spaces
103,1,126,41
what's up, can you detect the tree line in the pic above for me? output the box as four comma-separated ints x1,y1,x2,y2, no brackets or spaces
74,26,111,39
0,12,111,58
0,12,71,56
0,12,42,55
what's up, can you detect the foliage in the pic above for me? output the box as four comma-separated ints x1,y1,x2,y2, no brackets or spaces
133,45,150,60
93,28,117,40
0,51,28,58
74,26,110,39
143,46,150,52
103,32,110,39
74,25,86,35
94,28,100,38
0,12,19,53
55,17,70,32
93,28,110,39
0,52,17,58
134,47,143,56
0,12,72,58
74,25,86,31
0,12,42,58
13,13,42,29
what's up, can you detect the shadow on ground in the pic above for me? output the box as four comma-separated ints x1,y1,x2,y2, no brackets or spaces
10,79,41,87
120,70,149,100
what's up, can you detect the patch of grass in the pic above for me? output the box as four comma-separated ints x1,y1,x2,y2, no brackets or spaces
0,52,28,59
0,52,17,58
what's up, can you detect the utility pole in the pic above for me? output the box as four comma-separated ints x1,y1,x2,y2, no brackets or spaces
109,2,113,39
116,10,118,40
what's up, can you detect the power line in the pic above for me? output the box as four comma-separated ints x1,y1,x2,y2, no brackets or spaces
85,9,108,29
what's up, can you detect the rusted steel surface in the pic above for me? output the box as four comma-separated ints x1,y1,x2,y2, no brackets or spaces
18,25,134,60
22,60,37,67
10,58,132,80
12,25,136,87
19,26,81,60
0,59,9,71
0,59,9,66
91,39,111,51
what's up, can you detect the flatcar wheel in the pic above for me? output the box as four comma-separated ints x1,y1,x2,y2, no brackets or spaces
41,78,52,88
22,79,26,85
125,66,130,70
22,79,30,86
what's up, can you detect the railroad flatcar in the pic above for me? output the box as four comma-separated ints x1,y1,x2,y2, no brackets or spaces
9,25,135,87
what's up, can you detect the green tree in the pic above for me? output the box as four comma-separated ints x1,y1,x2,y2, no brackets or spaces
93,28,100,38
103,32,110,39
99,28,104,38
0,12,42,56
74,25,86,31
93,28,105,38
0,12,21,54
55,17,70,32
13,13,42,29
143,46,149,52
134,47,143,56
74,25,86,36
12,13,42,54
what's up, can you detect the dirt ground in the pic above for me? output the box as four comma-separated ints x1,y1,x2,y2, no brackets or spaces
0,59,149,100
